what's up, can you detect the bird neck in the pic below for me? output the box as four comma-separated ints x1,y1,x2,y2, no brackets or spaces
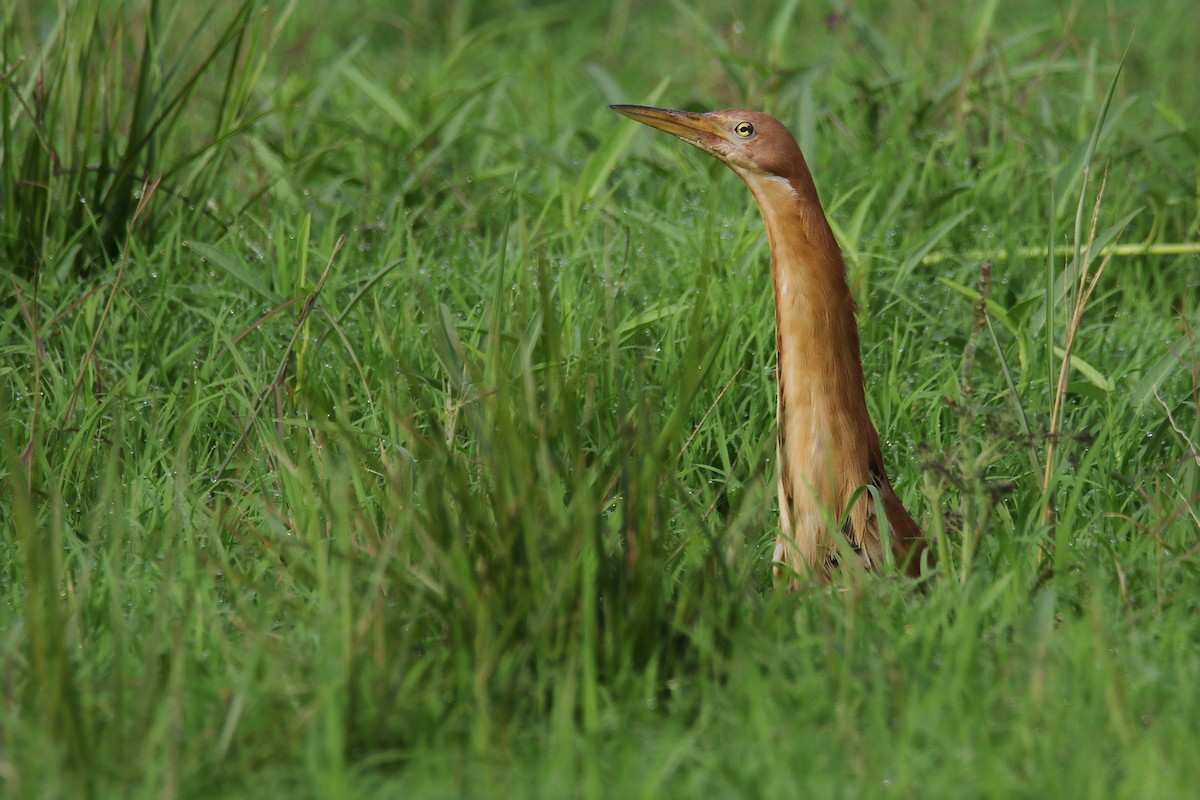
743,173,870,413
742,171,879,563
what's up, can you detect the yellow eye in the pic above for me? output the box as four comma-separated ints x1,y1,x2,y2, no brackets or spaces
734,121,755,138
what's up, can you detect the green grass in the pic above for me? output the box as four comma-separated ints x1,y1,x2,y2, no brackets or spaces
3,0,1199,797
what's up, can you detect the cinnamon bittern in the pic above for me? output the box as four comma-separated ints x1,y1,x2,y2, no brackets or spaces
612,104,931,583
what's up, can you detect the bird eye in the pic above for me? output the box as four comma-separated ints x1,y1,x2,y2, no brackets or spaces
734,121,755,138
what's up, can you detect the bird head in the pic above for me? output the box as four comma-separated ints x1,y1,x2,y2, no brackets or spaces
610,104,808,182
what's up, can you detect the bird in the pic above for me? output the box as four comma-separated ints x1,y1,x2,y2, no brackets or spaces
611,104,931,584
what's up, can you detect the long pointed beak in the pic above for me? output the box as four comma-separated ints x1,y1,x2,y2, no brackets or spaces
610,104,731,152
